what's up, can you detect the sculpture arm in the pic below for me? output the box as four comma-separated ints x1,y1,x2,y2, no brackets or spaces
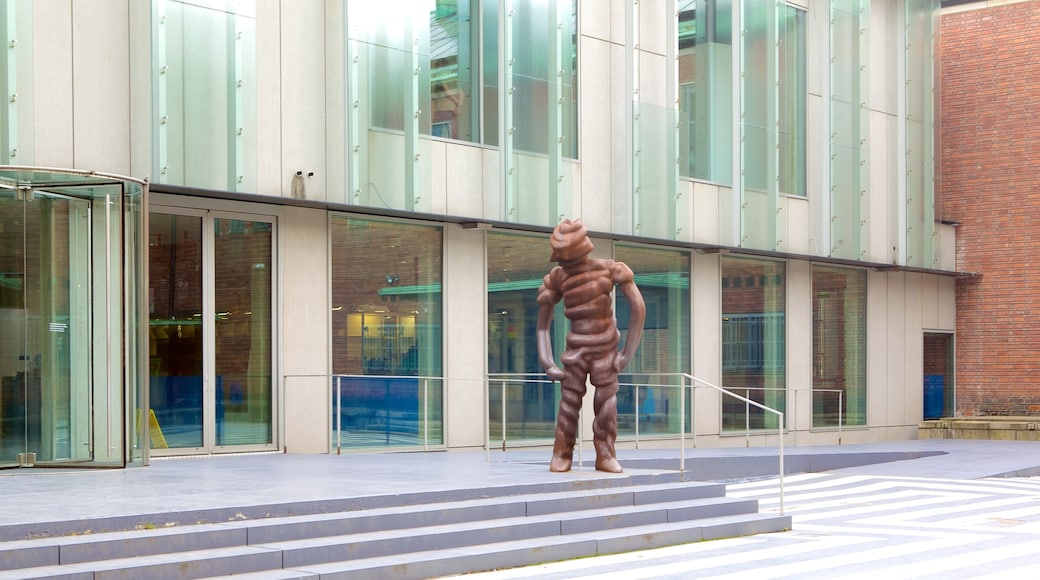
537,270,566,381
612,264,646,373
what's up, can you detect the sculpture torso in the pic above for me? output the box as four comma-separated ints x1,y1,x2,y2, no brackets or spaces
539,257,635,356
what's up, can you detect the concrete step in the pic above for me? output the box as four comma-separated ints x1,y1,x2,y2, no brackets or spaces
272,513,792,580
0,477,788,579
257,496,760,568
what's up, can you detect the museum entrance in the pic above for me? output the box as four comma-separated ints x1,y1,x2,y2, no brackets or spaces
0,167,148,469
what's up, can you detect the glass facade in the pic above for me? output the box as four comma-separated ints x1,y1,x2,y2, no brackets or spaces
830,0,870,260
615,245,691,438
812,265,866,428
721,256,785,431
905,0,939,268
152,0,257,192
740,1,805,250
330,217,443,449
487,232,563,444
678,0,732,185
342,0,577,226
0,168,146,469
1,0,32,165
148,212,274,451
149,213,204,448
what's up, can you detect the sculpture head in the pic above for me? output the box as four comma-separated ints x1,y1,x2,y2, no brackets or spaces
550,218,594,263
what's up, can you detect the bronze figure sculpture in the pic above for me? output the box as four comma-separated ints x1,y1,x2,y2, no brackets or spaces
537,218,646,472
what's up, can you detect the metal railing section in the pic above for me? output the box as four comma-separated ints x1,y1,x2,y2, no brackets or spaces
330,374,442,454
484,372,787,514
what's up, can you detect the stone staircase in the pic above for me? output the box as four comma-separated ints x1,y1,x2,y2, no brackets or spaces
0,472,790,579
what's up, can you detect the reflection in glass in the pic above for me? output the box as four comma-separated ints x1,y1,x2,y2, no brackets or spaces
812,265,865,428
148,214,204,448
330,217,443,449
721,256,785,430
742,0,805,197
1,189,101,465
615,245,690,438
214,218,273,446
678,0,733,184
486,233,564,443
343,0,577,223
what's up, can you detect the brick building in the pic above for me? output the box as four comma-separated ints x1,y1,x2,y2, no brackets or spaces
942,0,1040,417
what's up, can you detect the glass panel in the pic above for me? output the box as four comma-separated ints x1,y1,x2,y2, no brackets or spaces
123,184,147,466
330,217,443,449
830,0,869,260
777,4,805,198
741,1,804,250
905,0,938,268
214,218,272,446
0,190,27,465
678,0,733,184
346,2,431,213
154,0,257,192
485,0,577,157
487,232,564,443
1,0,34,165
812,265,866,427
501,0,578,226
923,333,953,420
1,189,95,466
431,0,477,142
148,214,204,449
634,102,678,239
721,256,785,430
615,245,690,437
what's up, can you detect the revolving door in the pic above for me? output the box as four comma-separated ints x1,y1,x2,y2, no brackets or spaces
0,167,148,468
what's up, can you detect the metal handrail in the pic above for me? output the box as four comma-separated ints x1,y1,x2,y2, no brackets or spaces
484,372,786,515
331,374,442,454
682,374,784,514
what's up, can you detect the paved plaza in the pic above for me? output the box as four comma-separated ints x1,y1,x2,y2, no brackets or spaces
2,439,1040,578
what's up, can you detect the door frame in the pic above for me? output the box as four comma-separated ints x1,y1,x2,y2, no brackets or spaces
150,194,280,455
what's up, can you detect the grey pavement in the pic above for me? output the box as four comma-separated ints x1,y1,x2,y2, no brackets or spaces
3,439,1040,577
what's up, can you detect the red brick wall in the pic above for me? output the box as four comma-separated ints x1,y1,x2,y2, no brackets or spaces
942,1,1040,416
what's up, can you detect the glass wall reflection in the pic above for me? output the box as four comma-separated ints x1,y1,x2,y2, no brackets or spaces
487,232,564,444
678,0,733,185
721,256,785,430
330,217,443,449
615,245,691,438
148,213,204,448
812,265,865,428
213,218,272,446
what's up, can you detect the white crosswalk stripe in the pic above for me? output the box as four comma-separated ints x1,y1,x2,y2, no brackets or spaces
455,474,1040,579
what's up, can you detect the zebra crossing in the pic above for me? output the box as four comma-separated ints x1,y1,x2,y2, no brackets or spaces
456,472,1040,579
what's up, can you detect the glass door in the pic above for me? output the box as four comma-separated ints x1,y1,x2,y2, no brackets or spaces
148,209,274,453
1,187,92,467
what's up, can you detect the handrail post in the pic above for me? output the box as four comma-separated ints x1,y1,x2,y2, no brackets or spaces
745,388,751,448
679,377,686,473
336,375,342,455
484,376,490,462
423,378,429,452
501,379,507,451
634,384,640,449
838,390,843,445
778,410,784,515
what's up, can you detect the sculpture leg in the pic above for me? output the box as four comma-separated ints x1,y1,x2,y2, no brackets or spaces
590,357,622,473
550,367,587,472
